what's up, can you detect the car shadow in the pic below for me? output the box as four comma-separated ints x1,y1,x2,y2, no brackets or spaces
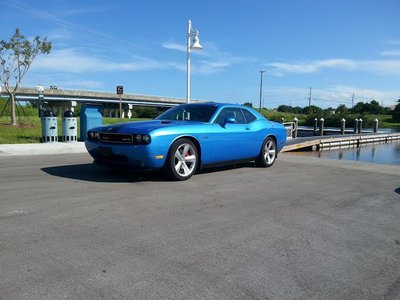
199,161,256,175
41,163,167,183
395,187,400,195
41,161,258,183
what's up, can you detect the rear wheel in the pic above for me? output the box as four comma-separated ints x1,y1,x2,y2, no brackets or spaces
255,137,277,167
165,138,198,181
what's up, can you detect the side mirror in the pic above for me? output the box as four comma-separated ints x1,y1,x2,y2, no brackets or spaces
225,117,236,124
219,117,236,128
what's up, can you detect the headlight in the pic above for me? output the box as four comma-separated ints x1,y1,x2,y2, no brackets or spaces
132,134,151,145
134,134,142,144
142,134,151,145
88,131,94,140
94,132,100,140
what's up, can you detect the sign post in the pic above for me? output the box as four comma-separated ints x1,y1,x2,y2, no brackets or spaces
117,85,123,118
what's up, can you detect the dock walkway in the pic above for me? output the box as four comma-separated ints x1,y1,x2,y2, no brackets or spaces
282,132,400,152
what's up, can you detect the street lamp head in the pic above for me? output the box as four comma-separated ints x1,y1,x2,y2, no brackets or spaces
190,33,203,50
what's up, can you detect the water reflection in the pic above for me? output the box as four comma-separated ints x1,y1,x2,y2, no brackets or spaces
290,141,400,165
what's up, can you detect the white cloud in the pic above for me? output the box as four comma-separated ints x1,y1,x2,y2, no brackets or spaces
162,42,186,52
267,58,400,76
32,48,165,73
265,85,400,108
196,61,231,74
268,59,356,76
380,50,400,56
62,80,104,89
162,41,255,74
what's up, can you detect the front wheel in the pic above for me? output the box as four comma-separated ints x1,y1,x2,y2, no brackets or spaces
165,138,198,181
255,137,277,167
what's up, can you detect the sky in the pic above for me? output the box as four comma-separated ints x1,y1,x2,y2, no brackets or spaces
0,0,399,108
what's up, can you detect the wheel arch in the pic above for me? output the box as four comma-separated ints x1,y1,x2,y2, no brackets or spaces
264,134,278,156
167,135,202,168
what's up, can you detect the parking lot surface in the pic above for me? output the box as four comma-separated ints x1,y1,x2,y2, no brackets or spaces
0,153,399,299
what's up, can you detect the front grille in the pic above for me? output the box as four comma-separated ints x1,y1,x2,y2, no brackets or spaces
99,132,133,144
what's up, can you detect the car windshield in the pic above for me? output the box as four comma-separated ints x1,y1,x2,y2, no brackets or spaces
155,104,218,122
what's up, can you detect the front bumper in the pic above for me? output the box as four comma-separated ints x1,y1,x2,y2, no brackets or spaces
85,140,167,170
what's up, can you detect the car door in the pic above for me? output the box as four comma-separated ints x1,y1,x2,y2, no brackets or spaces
211,107,255,163
241,108,265,157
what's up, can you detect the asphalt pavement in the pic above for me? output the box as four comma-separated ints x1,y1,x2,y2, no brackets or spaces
0,151,399,299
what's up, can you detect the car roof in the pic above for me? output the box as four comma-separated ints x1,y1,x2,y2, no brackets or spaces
185,102,247,108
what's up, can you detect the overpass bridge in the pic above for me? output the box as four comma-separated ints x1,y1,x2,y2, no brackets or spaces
1,87,206,117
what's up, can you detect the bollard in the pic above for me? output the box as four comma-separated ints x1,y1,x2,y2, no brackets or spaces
340,118,346,135
313,118,318,135
292,117,298,138
281,117,285,123
319,117,324,136
373,119,379,133
358,118,363,133
354,118,359,133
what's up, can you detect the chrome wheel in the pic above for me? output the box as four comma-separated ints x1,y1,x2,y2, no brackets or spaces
263,139,276,165
166,138,198,181
255,137,277,167
174,143,197,177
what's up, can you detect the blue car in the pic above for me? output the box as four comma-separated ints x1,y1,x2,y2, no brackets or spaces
85,102,286,180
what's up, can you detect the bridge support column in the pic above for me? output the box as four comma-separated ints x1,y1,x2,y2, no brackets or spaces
69,101,77,113
358,118,363,133
127,104,133,118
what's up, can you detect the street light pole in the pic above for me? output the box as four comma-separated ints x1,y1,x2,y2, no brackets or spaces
186,20,203,103
259,71,265,112
187,20,191,104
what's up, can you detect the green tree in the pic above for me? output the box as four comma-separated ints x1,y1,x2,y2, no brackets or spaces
393,98,400,122
351,102,368,114
336,104,348,114
277,105,293,113
0,28,51,125
303,105,322,115
368,100,383,114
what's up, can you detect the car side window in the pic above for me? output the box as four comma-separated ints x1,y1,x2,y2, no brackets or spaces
214,108,247,124
242,109,257,123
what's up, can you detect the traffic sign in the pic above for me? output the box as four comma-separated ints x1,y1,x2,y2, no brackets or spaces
117,86,123,95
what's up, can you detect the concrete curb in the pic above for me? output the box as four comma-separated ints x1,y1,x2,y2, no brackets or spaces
0,142,87,156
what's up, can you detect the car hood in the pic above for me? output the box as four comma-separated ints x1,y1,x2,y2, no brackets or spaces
94,120,201,133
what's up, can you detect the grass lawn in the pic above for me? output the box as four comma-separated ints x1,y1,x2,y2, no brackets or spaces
0,116,149,144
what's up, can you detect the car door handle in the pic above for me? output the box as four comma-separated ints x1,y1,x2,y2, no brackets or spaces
245,128,250,130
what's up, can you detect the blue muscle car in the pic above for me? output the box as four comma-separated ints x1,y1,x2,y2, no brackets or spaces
85,102,286,180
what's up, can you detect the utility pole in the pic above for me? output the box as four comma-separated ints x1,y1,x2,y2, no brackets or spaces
351,93,354,108
308,87,312,107
259,71,266,112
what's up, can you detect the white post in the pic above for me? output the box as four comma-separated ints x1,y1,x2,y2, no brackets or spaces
186,20,191,103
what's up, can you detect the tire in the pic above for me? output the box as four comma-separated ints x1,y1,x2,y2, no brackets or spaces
165,138,198,181
255,137,277,167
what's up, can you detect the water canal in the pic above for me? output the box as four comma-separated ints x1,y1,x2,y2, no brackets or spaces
288,141,400,165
